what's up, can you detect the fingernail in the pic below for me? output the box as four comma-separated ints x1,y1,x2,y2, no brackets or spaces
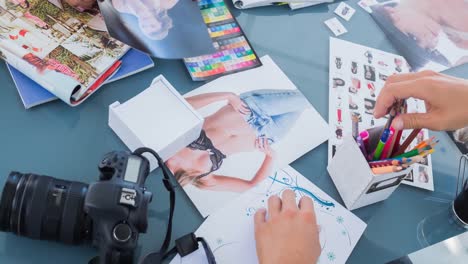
257,208,266,213
392,117,404,130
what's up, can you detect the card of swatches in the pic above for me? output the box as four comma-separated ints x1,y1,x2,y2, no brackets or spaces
184,0,262,81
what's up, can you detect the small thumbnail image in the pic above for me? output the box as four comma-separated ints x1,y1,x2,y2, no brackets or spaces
364,98,376,115
394,58,403,72
351,112,362,123
366,82,376,97
379,73,388,81
364,50,373,64
349,95,358,110
335,56,343,69
377,60,389,68
349,78,360,94
335,124,344,140
418,166,430,183
333,77,345,88
364,65,376,81
351,61,358,74
47,45,97,85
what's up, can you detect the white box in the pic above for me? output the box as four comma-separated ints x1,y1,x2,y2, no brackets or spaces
327,136,412,210
109,75,204,170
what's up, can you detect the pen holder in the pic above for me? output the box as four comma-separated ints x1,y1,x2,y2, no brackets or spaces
327,136,412,210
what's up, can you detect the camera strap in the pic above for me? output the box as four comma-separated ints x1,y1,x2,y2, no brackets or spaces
135,148,216,264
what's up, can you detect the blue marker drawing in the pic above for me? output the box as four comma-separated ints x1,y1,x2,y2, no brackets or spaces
268,171,335,209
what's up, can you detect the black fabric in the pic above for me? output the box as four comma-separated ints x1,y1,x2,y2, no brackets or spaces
188,130,226,178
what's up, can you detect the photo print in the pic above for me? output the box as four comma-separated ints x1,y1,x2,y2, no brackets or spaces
166,56,329,216
97,0,215,58
371,0,468,72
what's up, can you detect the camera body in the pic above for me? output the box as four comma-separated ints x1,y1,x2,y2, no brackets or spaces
0,150,154,264
85,151,153,263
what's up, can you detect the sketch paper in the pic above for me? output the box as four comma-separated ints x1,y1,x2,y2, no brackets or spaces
165,55,329,217
324,17,347,37
328,38,434,191
170,166,367,264
371,0,468,72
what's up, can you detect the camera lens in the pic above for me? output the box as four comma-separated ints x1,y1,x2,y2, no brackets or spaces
0,172,92,244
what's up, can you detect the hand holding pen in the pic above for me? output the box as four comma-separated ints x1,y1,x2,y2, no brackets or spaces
374,70,468,131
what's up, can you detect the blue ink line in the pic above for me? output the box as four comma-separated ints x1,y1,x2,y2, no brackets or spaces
268,174,335,208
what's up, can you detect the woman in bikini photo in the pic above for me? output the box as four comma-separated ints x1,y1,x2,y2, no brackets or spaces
166,89,311,193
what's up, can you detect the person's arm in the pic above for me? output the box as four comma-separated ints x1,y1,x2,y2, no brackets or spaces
254,189,321,264
185,92,250,115
374,70,468,131
199,138,276,192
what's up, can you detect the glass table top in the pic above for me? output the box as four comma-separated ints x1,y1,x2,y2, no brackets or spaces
0,1,466,263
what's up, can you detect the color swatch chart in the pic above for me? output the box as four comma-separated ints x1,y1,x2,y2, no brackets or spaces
184,0,261,81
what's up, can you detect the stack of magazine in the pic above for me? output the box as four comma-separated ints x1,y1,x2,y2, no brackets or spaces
0,0,154,108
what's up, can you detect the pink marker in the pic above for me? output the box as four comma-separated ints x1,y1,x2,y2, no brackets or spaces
359,130,369,153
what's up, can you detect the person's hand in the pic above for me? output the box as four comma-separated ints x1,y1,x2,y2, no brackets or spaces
64,0,96,10
228,93,251,115
255,137,275,158
374,71,468,131
254,190,321,264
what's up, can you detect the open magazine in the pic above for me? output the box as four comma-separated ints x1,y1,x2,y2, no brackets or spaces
0,0,129,106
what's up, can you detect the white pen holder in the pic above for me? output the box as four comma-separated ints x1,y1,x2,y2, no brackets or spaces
328,136,412,210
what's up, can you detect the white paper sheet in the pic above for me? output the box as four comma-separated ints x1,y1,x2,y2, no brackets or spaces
170,166,367,264
328,38,434,191
166,55,329,217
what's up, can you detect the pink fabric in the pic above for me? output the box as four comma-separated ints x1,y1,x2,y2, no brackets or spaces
23,12,48,28
47,59,79,80
9,0,26,5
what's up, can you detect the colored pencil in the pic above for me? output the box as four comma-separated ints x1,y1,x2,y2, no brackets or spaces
393,146,432,159
390,129,403,157
394,129,422,157
369,158,412,167
372,165,403,175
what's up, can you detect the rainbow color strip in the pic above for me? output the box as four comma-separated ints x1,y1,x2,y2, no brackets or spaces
184,0,261,81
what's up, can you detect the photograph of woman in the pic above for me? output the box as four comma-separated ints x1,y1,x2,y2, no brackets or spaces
166,89,310,193
372,0,468,71
163,56,329,216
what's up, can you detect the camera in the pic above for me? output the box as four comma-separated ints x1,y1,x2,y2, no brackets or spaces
0,149,156,264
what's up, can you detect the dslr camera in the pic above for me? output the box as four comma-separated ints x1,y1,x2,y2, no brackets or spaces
0,148,159,264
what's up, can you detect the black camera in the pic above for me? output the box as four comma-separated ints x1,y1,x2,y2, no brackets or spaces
0,148,157,264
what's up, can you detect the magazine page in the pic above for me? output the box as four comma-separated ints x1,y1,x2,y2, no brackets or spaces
371,0,468,72
0,0,129,106
164,55,329,217
97,0,216,59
